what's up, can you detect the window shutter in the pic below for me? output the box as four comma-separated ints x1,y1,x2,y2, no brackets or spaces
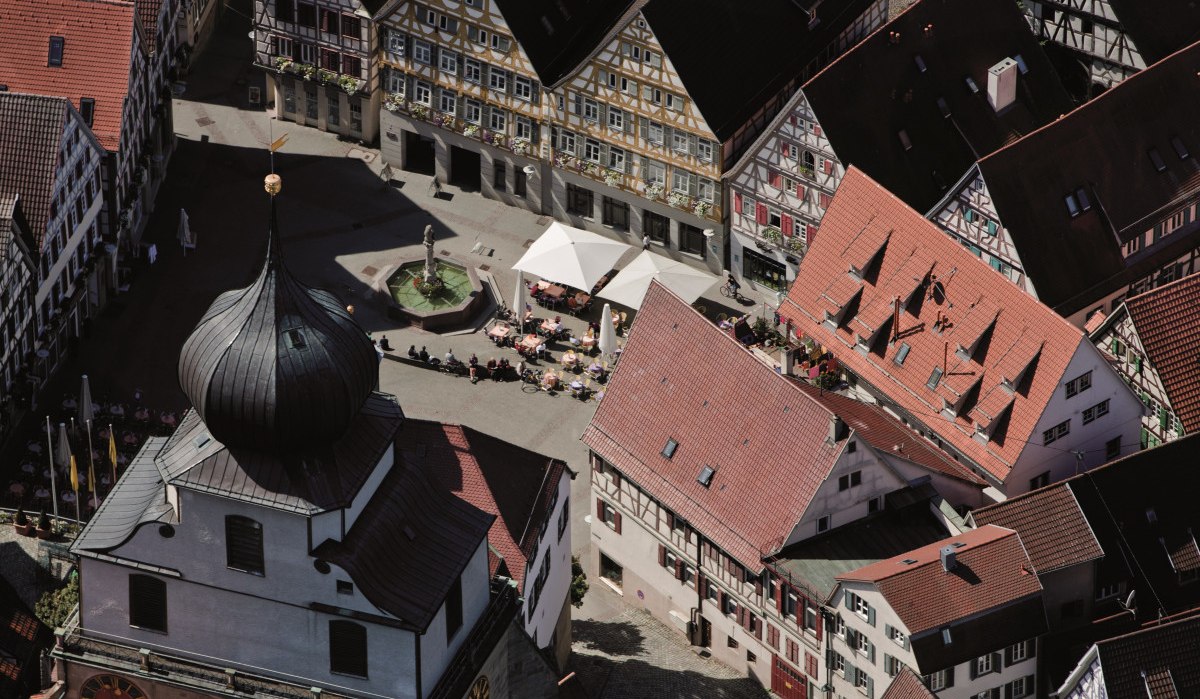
868,643,875,664
823,159,834,175
754,576,763,597
688,174,698,197
575,136,585,159
769,171,782,188
814,124,822,137
809,223,819,242
675,558,685,581
688,134,698,156
867,606,876,627
780,140,790,155
753,614,762,640
806,652,818,678
614,511,622,534
642,84,653,101
571,92,582,115
600,143,610,165
815,607,823,641
782,214,793,236
885,623,894,639
776,581,785,613
946,666,955,688
756,203,768,225
733,191,743,214
697,572,707,596
819,193,832,208
658,544,667,567
796,183,806,200
718,589,726,611
665,511,675,530
867,676,874,699
481,104,491,127
638,116,650,139
596,497,604,519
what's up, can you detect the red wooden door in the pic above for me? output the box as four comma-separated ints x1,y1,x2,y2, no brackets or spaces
772,655,807,699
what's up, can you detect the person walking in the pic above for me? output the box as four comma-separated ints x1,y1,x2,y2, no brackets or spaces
643,233,651,249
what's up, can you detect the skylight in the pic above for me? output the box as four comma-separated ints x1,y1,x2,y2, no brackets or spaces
285,328,307,349
937,97,950,118
697,465,715,488
898,130,913,151
1149,148,1167,173
1172,137,1190,160
1075,188,1092,212
48,36,64,67
964,77,979,94
1065,193,1081,217
1013,54,1029,75
894,343,911,366
662,438,678,459
942,627,953,645
914,55,927,73
927,366,943,389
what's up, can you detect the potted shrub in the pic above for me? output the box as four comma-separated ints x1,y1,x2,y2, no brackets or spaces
13,505,32,536
462,123,479,137
299,64,317,81
604,170,622,187
36,509,54,540
644,182,665,200
762,227,783,244
317,68,337,84
274,56,294,73
693,201,712,218
338,75,359,94
667,191,690,209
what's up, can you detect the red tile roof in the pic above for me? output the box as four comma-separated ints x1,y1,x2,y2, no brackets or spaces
1088,613,1200,699
582,282,845,570
404,419,568,593
0,0,136,151
839,524,1042,634
0,93,69,247
971,484,1103,574
1121,273,1200,433
881,667,936,699
791,382,985,486
780,167,1085,483
135,0,165,54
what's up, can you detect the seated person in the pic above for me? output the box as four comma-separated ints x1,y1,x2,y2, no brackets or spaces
588,361,604,375
445,349,458,365
468,353,479,367
486,357,498,371
418,346,430,363
498,357,511,370
407,344,419,359
541,371,558,388
562,350,578,367
536,342,547,357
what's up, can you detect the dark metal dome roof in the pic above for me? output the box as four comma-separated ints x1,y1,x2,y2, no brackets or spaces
178,198,378,452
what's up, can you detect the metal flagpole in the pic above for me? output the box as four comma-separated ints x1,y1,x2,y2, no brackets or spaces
69,455,80,523
86,419,98,499
44,416,58,519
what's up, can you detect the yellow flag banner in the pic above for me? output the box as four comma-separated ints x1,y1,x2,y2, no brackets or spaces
270,133,289,152
70,455,79,492
108,428,118,471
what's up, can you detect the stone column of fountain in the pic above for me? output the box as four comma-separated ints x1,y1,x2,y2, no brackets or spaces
423,225,438,284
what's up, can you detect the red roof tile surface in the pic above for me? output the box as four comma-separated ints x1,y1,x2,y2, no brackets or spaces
0,93,69,247
971,484,1103,574
405,420,567,593
881,667,936,699
839,524,1042,634
1121,273,1200,433
0,0,135,151
791,382,984,486
780,167,1085,483
582,282,845,570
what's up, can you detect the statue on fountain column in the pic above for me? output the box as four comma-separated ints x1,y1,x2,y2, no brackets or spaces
423,224,437,284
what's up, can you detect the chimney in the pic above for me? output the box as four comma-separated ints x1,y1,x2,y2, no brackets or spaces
829,415,848,443
940,546,957,572
987,58,1019,112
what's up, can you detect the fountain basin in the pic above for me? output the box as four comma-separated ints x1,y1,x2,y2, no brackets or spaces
379,256,484,331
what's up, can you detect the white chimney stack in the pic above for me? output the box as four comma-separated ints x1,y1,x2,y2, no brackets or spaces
987,58,1018,112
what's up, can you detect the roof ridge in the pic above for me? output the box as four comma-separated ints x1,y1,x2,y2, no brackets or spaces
1125,268,1200,310
1096,607,1200,647
801,0,926,90
841,524,1018,582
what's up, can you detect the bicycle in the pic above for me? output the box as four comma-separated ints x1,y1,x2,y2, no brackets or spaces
720,283,742,300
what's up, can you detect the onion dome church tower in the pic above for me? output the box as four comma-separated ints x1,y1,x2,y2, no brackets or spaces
177,174,379,453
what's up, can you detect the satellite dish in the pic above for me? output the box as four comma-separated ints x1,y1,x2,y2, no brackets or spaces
522,165,536,176
1121,589,1136,610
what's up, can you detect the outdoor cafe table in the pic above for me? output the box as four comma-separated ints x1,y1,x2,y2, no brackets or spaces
488,324,512,341
539,319,561,335
541,284,567,300
518,334,541,353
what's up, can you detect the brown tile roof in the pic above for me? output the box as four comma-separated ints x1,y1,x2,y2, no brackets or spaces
404,419,568,593
1089,613,1200,699
839,524,1042,634
582,282,844,570
975,41,1200,317
780,167,1085,483
0,93,69,247
0,575,51,699
881,667,936,699
801,0,1072,213
0,0,136,151
1121,273,1200,433
791,383,985,486
134,0,164,53
971,484,1102,574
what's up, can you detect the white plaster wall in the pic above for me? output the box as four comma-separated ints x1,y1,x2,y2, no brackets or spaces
419,539,491,698
522,472,572,648
1008,338,1142,494
77,556,420,699
788,442,907,545
344,447,395,532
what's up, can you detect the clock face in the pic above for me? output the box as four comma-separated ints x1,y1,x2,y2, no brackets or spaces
80,674,148,699
468,674,490,699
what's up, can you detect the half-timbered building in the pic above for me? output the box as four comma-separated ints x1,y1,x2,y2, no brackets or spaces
928,40,1200,328
1021,0,1200,93
0,195,37,434
726,0,1071,289
255,0,382,141
583,281,990,695
780,168,1144,496
1089,273,1200,448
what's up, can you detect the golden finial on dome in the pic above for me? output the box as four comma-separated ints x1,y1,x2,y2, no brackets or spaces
264,173,282,196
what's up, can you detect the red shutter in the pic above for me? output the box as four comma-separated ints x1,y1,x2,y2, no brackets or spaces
614,511,622,534
823,159,833,175
781,214,793,237
798,597,807,630
666,511,675,530
819,193,831,208
658,544,667,567
775,581,784,613
756,202,768,225
596,497,604,518
675,558,685,581
814,124,822,137
718,589,726,612
787,638,799,664
767,624,779,650
805,652,818,678
697,572,707,597
815,608,823,641
755,576,763,597
733,191,742,214
788,115,797,126
754,614,762,640
808,224,818,242
796,184,806,201
779,141,789,155
770,170,782,188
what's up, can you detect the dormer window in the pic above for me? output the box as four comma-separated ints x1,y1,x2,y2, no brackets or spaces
898,130,912,151
48,36,65,67
1075,188,1091,212
225,515,264,575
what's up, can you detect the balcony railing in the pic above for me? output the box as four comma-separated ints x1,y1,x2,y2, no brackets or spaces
54,606,355,699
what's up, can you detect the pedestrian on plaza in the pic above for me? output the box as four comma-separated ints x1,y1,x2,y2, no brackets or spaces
379,335,393,351
642,234,650,249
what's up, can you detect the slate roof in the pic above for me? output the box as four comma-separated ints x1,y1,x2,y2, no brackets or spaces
1120,273,1200,433
314,439,494,632
791,383,985,486
0,576,51,699
404,419,567,593
840,524,1042,634
1106,0,1200,67
492,0,641,88
178,199,380,453
1085,613,1200,699
643,0,878,143
970,484,1102,574
881,667,936,699
0,93,69,249
802,0,1072,213
156,394,402,514
72,437,172,554
771,484,950,603
0,0,135,151
975,40,1200,317
780,167,1086,483
582,282,845,570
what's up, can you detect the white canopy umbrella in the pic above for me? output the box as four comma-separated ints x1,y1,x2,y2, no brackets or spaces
599,303,617,359
512,271,527,332
597,250,717,309
512,222,631,291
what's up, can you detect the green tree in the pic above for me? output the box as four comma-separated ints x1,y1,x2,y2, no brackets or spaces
570,556,589,608
35,571,79,629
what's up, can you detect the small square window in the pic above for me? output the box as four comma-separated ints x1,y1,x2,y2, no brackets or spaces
337,580,354,594
48,36,65,67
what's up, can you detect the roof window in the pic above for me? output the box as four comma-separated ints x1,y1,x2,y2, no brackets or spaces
1013,54,1029,75
192,433,212,449
1172,137,1190,160
936,97,950,118
898,130,913,151
964,76,979,94
48,36,65,67
941,627,952,645
894,343,911,366
1075,188,1092,212
1149,148,1167,173
697,465,715,488
79,98,95,127
914,55,927,73
662,438,678,459
901,558,917,565
285,328,307,349
927,366,943,389
1065,193,1081,217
